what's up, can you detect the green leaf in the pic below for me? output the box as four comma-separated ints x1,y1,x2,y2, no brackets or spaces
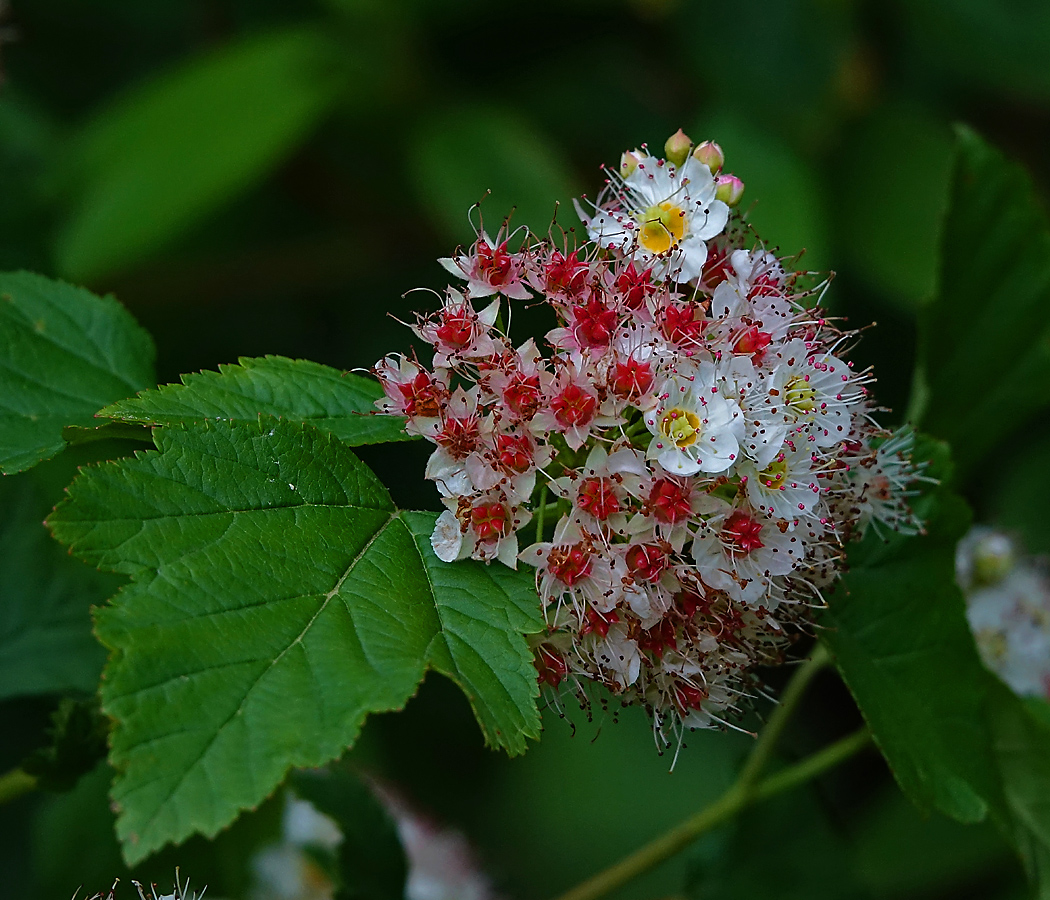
48,418,541,864
409,105,580,244
0,473,117,700
821,475,1001,823
99,356,413,446
989,679,1050,899
56,28,345,280
290,767,406,900
0,271,156,474
920,128,1050,472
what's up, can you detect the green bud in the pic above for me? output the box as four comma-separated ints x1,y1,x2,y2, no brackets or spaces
664,129,692,168
620,149,646,179
692,140,724,173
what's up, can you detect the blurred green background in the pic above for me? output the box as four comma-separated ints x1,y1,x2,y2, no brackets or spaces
1,0,1049,897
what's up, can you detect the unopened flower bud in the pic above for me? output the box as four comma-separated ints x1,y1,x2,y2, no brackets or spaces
972,531,1015,586
692,140,724,173
620,149,646,179
664,129,692,168
715,173,745,206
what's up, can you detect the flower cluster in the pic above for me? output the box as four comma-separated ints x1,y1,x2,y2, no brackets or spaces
375,131,923,747
956,526,1050,700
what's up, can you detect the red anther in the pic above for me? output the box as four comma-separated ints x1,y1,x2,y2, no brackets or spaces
495,433,532,474
534,644,568,687
545,250,589,297
435,308,475,349
581,606,620,638
648,478,693,524
476,240,514,285
436,415,481,457
626,543,667,582
470,503,510,543
615,261,655,309
552,383,597,427
673,680,708,711
549,543,593,585
398,371,444,417
577,476,621,520
503,373,543,420
722,510,764,555
733,326,772,363
661,302,706,345
638,619,678,658
572,292,619,348
611,357,655,401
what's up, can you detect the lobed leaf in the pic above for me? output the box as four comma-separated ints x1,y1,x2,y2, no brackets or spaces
48,418,540,864
821,477,1002,824
0,271,155,474
99,355,412,446
919,127,1050,472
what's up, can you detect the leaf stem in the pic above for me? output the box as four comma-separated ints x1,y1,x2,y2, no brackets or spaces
535,484,548,543
0,768,37,805
549,726,870,900
549,643,840,900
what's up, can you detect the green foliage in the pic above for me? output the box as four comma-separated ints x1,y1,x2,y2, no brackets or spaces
55,27,346,280
0,271,156,474
99,355,412,446
837,106,955,310
47,418,542,864
409,105,580,244
0,472,118,700
919,128,1050,472
22,698,109,793
290,767,407,900
687,788,862,899
821,448,1000,824
989,680,1050,899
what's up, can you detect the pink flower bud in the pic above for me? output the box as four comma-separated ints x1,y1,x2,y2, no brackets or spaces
664,129,692,168
714,173,745,207
692,140,724,172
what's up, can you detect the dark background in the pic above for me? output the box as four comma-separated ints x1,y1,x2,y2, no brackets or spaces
1,0,1048,897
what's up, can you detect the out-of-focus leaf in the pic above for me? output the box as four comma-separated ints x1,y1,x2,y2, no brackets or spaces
822,462,1002,823
903,0,1050,102
854,784,1013,899
290,767,406,900
0,473,116,701
990,679,1050,899
409,105,580,244
696,112,831,270
837,106,954,311
920,128,1050,472
56,28,346,281
99,355,413,446
22,698,109,793
684,1,856,143
47,418,542,864
0,271,155,474
687,788,863,900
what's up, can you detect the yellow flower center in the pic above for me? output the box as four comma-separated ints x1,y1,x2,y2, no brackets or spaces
759,457,788,490
659,407,701,448
785,375,817,414
638,202,687,254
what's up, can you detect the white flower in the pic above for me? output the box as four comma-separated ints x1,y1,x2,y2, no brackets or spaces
577,156,729,283
644,361,744,475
